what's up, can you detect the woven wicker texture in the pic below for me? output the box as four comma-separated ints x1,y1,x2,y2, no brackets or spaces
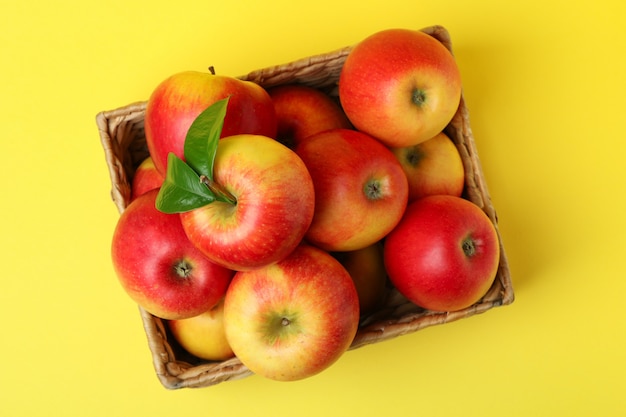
96,25,513,389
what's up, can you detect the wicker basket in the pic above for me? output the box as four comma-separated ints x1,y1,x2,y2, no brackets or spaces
96,25,514,389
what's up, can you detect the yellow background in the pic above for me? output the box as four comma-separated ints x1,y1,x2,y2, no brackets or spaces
1,0,624,415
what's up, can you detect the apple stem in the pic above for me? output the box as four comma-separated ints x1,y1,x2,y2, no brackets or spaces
364,179,384,200
412,88,427,107
174,260,193,278
281,318,291,326
462,238,476,257
406,147,425,167
208,66,215,75
199,175,237,205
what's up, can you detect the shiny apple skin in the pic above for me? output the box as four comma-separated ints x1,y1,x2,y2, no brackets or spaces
111,190,234,320
384,195,500,312
145,71,277,174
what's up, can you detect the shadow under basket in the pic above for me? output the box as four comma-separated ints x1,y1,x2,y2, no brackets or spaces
96,25,514,389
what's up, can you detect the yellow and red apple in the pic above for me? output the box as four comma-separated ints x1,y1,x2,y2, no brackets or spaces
130,156,164,201
144,70,277,175
180,134,315,271
267,84,352,148
390,131,465,202
295,128,408,252
223,243,360,381
339,28,462,147
167,298,234,362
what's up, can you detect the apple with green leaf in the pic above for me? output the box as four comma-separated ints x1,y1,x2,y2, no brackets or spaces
111,189,234,320
390,131,465,202
339,28,462,147
384,195,500,312
267,84,352,148
144,69,277,175
294,128,408,252
156,98,315,271
223,243,360,381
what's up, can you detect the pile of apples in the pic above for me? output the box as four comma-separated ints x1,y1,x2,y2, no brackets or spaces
111,28,501,382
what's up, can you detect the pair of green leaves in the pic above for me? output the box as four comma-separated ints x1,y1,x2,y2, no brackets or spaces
155,97,235,214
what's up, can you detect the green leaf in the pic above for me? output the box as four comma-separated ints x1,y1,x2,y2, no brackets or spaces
155,153,216,213
183,96,230,179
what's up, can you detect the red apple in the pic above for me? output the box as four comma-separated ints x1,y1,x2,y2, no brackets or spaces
390,131,465,202
383,195,500,312
180,134,315,271
267,84,352,148
223,243,360,381
339,28,462,147
144,70,277,174
167,298,234,361
130,156,164,201
294,128,408,252
111,189,234,320
333,242,387,315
